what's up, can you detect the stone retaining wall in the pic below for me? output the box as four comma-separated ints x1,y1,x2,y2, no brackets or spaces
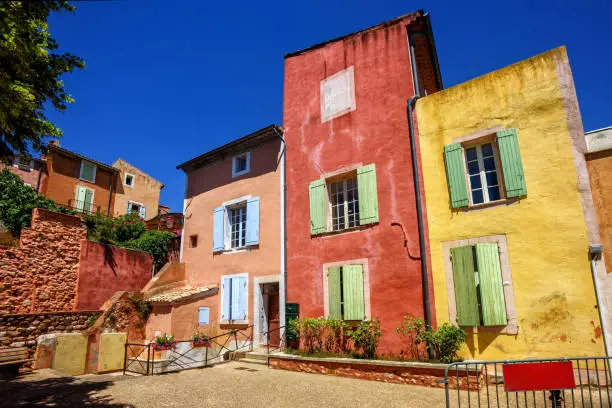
268,355,477,390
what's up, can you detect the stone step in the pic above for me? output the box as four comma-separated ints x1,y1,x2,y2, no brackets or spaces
237,358,268,366
244,352,270,361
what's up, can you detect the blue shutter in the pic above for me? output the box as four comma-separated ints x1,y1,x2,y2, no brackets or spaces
213,206,225,252
231,276,247,320
245,197,260,246
198,307,210,325
221,277,231,320
139,205,146,220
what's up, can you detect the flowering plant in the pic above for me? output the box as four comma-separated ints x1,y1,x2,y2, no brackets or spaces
152,333,176,351
192,332,212,348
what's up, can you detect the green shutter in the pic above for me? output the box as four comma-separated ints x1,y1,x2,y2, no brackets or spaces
444,143,469,208
496,129,527,198
83,189,94,211
328,267,342,319
357,164,379,225
342,265,365,320
475,243,507,326
309,179,326,235
451,245,480,326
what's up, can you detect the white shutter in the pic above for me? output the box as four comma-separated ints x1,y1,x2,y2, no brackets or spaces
221,277,231,320
139,205,146,219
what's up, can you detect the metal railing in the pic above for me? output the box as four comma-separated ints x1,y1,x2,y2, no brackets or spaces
123,326,254,376
263,325,286,356
441,356,612,407
67,199,100,215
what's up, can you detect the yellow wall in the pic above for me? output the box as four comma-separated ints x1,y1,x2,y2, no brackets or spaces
416,47,604,359
112,159,163,219
98,333,127,373
52,334,88,376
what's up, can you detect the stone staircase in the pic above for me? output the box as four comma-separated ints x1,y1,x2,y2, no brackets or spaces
232,351,271,366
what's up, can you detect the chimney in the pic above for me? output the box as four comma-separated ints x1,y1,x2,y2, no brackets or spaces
48,140,60,147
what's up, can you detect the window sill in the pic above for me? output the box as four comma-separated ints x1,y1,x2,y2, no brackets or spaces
79,177,96,184
312,223,377,239
462,322,519,335
231,170,250,178
219,321,249,328
460,198,519,212
213,245,258,255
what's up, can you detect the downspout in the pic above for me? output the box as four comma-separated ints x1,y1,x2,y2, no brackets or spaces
106,171,115,216
407,25,434,359
272,125,287,339
35,162,43,193
589,245,610,357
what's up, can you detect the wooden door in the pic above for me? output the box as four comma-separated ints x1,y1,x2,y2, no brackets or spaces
267,292,280,347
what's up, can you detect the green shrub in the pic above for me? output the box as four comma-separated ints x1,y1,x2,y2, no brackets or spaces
0,168,74,236
125,230,175,271
288,317,324,353
82,213,115,243
348,319,382,359
395,315,428,360
111,212,146,242
321,318,350,353
429,323,466,363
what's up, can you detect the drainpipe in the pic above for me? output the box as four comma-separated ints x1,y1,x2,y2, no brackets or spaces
106,172,115,216
407,25,434,359
272,125,287,341
589,245,610,357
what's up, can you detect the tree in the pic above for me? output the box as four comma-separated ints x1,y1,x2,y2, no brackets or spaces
0,168,72,235
0,1,84,162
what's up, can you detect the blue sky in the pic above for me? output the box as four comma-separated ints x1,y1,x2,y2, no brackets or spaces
47,0,612,212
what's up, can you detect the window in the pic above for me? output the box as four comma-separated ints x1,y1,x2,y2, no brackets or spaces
444,235,517,333
190,235,198,248
221,274,248,322
465,143,502,204
232,152,250,177
124,173,134,187
213,196,260,252
327,264,365,320
80,160,97,183
309,164,378,235
321,66,356,123
444,128,527,209
229,205,247,248
198,307,210,325
127,201,146,219
13,156,33,171
330,177,360,231
75,186,94,214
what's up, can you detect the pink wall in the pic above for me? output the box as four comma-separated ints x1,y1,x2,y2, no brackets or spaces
75,240,153,310
283,13,438,354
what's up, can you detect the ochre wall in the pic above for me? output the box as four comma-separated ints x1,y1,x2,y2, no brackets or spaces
416,47,604,359
586,149,612,272
75,241,153,311
42,151,116,215
112,159,163,219
283,14,437,354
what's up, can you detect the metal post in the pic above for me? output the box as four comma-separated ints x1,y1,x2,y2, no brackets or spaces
205,344,209,368
147,344,151,376
123,343,128,376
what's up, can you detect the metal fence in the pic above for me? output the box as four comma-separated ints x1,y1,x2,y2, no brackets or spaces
442,356,612,407
123,326,254,376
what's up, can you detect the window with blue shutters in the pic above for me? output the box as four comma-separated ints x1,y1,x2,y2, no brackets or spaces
212,196,260,252
221,274,248,322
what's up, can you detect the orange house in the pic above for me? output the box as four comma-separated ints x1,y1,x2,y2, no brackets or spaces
145,125,284,348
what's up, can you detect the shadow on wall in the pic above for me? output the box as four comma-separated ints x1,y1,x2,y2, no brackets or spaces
0,374,134,408
184,138,281,200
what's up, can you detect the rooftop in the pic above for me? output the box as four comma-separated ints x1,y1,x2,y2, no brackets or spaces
145,284,218,304
48,144,119,173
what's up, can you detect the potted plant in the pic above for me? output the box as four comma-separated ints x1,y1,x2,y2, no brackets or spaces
192,332,212,348
152,333,176,351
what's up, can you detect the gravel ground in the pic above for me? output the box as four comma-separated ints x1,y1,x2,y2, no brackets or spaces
0,362,447,407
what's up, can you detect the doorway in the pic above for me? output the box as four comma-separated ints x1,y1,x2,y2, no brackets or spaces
258,282,280,348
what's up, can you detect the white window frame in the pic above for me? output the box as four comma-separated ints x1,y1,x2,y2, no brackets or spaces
463,142,503,206
328,176,360,232
232,152,250,178
127,200,145,218
79,160,97,183
322,258,371,320
124,172,135,188
221,195,251,252
220,272,249,324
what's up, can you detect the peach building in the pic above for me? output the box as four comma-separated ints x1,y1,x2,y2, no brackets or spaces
112,158,164,220
145,125,284,347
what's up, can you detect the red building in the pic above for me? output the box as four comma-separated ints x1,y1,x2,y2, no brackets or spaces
283,11,442,353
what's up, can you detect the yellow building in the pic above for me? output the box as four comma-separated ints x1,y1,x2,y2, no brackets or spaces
112,158,164,220
416,47,605,360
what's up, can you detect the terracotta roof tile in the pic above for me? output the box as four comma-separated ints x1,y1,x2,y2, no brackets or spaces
145,285,217,304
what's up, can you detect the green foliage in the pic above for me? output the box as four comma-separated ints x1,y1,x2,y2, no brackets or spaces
128,294,151,322
111,213,146,243
395,315,467,363
288,317,323,353
321,318,350,353
348,319,382,359
0,1,84,160
429,323,467,363
125,230,175,271
82,213,115,243
0,168,73,235
395,315,428,360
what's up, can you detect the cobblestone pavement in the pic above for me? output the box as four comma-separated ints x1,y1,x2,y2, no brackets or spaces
1,362,448,407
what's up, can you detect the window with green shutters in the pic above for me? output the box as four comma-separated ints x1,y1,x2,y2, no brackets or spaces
308,164,379,235
450,243,508,327
327,264,365,321
443,128,526,209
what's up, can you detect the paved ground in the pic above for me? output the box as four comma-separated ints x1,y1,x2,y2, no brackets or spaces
0,361,447,407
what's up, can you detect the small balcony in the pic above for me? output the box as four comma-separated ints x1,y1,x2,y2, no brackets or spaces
67,199,101,216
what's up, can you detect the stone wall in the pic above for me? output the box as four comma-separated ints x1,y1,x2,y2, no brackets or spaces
0,310,100,359
0,209,85,314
